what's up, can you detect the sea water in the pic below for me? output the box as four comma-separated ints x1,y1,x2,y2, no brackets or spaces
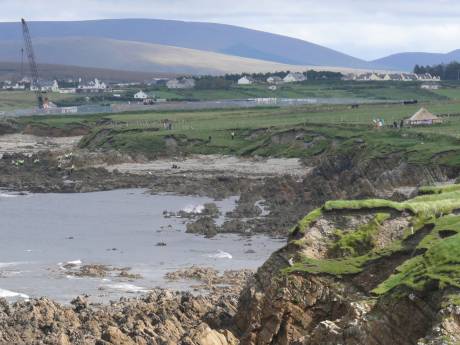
0,189,284,303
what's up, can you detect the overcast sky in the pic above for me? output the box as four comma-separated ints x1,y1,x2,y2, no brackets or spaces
0,0,459,60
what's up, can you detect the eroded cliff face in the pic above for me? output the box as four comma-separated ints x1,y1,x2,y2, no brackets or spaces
304,152,457,203
234,192,460,345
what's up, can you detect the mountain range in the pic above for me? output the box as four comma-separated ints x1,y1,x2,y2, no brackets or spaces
0,19,458,76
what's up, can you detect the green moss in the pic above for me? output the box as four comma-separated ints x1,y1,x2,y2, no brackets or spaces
373,233,460,294
290,208,323,235
286,185,460,299
418,184,460,195
330,213,390,257
324,199,407,212
285,256,370,275
324,194,460,219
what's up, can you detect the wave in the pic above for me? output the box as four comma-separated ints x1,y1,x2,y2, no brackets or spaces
0,193,18,198
207,250,233,259
106,283,149,293
182,204,205,214
0,262,26,268
0,288,29,299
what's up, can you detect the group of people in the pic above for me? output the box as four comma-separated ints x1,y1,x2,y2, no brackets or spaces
372,118,405,129
393,120,405,129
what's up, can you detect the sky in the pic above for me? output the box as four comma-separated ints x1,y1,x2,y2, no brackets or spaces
0,0,459,60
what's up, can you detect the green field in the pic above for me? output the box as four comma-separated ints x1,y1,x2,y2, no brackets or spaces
2,79,459,167
2,80,460,112
10,97,460,167
0,91,80,111
146,81,449,102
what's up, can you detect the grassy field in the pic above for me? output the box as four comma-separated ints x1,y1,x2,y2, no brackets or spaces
11,97,460,165
2,80,459,112
2,79,458,168
0,91,80,111
147,81,449,102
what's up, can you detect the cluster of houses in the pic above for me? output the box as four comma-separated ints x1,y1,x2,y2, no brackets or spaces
236,71,440,87
1,78,108,94
238,72,307,86
343,72,440,82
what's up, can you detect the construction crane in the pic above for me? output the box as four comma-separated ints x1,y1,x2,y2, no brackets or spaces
21,18,44,109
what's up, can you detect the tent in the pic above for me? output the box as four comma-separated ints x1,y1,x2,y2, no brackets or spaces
406,108,442,126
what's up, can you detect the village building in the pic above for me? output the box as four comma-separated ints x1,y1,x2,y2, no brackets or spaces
8,83,26,90
401,73,418,81
133,90,149,100
369,73,383,81
166,78,196,89
267,76,283,84
40,81,55,92
350,72,439,82
405,107,442,126
283,72,306,83
51,80,60,92
237,76,254,85
78,78,107,93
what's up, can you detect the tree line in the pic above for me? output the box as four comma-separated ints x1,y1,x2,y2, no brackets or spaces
414,61,460,80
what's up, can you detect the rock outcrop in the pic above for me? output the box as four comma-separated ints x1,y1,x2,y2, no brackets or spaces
0,290,239,345
234,187,460,345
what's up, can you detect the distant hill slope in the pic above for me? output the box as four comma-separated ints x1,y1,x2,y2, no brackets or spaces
0,18,373,70
0,37,378,75
0,62,173,82
372,50,460,71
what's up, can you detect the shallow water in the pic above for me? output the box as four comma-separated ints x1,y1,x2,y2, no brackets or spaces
0,189,284,303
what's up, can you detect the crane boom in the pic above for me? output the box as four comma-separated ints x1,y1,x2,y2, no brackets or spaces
21,18,44,109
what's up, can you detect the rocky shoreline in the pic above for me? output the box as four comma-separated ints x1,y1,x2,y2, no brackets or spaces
1,132,460,344
0,265,252,345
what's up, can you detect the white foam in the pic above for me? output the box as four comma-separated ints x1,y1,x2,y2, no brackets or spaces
0,262,24,268
106,283,148,293
65,275,81,280
0,288,29,299
182,204,205,214
0,193,18,198
207,250,233,259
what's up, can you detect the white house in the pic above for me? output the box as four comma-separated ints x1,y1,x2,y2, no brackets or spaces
369,73,383,81
283,72,306,83
51,80,60,92
267,76,283,84
134,90,149,100
78,78,107,92
237,76,254,85
11,83,26,90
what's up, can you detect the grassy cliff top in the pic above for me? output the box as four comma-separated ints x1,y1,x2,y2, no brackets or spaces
287,183,460,298
7,98,460,166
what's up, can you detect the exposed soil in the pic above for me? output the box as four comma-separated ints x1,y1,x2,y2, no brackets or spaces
103,154,310,179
